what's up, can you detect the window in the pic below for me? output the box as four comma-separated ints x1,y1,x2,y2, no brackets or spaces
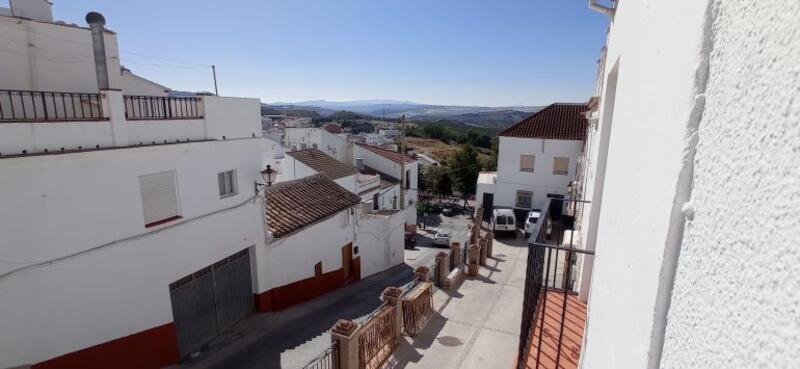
373,193,379,210
497,216,507,225
520,155,535,172
340,211,350,228
314,262,322,276
516,190,533,209
553,157,569,175
140,171,181,227
312,143,318,149
217,170,238,198
405,170,411,189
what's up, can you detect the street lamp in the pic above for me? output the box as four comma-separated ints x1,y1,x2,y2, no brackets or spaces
255,165,277,194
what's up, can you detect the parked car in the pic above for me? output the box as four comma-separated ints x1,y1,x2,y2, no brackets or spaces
433,232,451,247
524,210,541,238
442,207,455,216
491,208,517,238
404,232,416,249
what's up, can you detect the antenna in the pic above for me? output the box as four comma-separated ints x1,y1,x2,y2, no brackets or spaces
212,65,219,96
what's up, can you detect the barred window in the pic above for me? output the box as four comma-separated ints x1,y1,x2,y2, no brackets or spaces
553,157,569,175
520,155,535,172
516,190,533,209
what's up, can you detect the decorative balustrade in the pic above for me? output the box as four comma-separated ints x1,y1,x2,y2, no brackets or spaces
0,89,105,122
123,95,203,120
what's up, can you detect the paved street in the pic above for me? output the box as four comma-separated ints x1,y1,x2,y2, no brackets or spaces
388,235,529,369
406,211,473,269
172,210,473,369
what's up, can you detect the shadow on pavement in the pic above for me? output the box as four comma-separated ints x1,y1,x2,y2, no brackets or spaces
178,264,416,369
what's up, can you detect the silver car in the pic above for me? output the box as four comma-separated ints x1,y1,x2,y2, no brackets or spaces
433,232,451,247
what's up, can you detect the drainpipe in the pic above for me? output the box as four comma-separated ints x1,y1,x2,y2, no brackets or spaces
588,0,615,17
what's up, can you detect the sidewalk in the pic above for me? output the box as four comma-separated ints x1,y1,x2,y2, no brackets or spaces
386,235,529,369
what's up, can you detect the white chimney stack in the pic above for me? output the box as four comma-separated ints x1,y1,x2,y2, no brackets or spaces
9,0,53,22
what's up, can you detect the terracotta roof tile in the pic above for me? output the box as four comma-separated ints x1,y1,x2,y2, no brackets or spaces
355,143,416,164
266,175,361,239
498,103,589,141
286,149,357,180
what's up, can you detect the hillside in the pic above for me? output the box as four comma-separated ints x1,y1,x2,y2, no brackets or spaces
263,100,540,129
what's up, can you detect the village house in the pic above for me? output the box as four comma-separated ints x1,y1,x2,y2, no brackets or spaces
285,127,352,163
0,2,268,367
354,142,419,230
256,175,363,311
273,148,406,280
476,103,588,224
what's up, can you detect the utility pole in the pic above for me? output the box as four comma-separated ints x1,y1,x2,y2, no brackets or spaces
399,114,406,210
212,65,219,96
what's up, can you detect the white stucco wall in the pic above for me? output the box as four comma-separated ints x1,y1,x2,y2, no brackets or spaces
659,1,800,367
0,139,267,367
285,128,349,163
0,15,122,93
493,136,582,210
578,1,712,368
356,211,405,279
353,145,418,224
120,70,169,96
258,209,354,291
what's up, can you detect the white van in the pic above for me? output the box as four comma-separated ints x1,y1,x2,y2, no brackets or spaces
492,208,517,238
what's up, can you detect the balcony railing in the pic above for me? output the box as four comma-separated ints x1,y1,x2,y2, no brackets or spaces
518,197,593,369
124,95,203,120
0,89,106,122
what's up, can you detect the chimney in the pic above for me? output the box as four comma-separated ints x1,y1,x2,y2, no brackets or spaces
356,157,364,171
85,12,109,90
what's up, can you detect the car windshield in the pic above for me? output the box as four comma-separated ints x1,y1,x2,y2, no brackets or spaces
437,234,449,238
528,217,538,223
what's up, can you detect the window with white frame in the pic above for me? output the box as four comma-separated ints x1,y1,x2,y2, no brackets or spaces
218,170,238,198
553,157,569,175
515,190,533,209
139,171,180,227
340,211,350,228
520,155,535,172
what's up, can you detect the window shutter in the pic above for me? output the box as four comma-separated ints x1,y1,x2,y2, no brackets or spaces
218,172,226,196
140,171,179,225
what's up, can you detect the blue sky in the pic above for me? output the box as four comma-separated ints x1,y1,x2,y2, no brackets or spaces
52,0,608,106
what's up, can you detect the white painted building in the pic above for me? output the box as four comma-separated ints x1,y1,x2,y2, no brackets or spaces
574,1,800,368
476,103,587,223
0,3,267,368
257,175,362,311
354,143,419,228
285,127,352,163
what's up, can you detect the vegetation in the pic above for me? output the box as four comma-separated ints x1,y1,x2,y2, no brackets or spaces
407,122,494,149
449,145,482,204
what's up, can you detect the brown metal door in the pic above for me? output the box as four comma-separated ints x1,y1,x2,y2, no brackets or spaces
342,243,353,280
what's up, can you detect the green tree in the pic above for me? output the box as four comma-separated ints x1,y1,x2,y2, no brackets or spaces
450,145,481,205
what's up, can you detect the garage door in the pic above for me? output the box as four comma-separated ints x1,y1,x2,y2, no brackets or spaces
169,249,254,358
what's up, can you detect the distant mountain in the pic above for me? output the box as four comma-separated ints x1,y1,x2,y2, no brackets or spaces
264,100,540,128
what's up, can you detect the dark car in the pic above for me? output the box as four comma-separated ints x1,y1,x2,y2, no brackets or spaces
404,232,417,249
442,207,455,216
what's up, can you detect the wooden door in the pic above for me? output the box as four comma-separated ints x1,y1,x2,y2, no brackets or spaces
342,243,353,280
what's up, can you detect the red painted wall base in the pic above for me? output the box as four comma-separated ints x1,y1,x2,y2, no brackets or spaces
31,323,179,369
256,257,361,312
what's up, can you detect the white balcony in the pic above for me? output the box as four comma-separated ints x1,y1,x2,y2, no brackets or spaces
0,89,261,157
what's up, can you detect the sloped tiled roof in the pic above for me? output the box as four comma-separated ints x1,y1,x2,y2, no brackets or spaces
266,175,361,239
323,123,343,134
355,143,416,164
286,149,357,180
498,103,589,141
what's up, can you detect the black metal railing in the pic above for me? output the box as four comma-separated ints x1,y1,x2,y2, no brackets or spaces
123,95,203,120
302,341,339,369
517,197,593,369
0,89,106,122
